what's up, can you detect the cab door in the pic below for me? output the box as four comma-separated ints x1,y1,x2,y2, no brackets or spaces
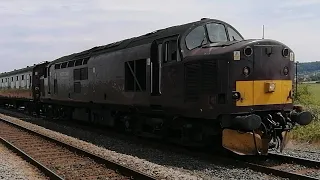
150,41,162,97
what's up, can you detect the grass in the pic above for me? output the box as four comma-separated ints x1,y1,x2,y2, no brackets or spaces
291,121,320,143
291,82,320,144
299,83,320,102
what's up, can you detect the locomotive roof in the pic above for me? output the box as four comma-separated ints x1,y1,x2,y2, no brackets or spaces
49,18,227,66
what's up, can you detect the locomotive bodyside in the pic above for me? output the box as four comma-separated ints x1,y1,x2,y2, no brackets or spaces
39,21,197,122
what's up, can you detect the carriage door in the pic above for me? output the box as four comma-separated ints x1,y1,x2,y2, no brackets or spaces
150,41,162,96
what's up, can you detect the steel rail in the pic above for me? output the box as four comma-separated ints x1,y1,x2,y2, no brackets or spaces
0,137,64,180
268,152,320,168
239,160,318,180
0,118,157,180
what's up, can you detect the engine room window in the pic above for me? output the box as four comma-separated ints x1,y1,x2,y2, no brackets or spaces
83,58,89,65
206,23,228,43
227,26,243,41
67,60,75,67
75,59,82,66
54,64,60,69
185,26,206,50
61,62,67,68
125,59,146,92
80,67,88,80
74,67,88,80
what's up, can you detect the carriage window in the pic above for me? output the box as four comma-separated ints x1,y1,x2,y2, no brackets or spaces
185,26,206,50
206,23,228,43
227,26,243,41
21,75,24,80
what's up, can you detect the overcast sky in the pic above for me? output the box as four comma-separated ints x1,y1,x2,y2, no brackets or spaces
0,0,319,72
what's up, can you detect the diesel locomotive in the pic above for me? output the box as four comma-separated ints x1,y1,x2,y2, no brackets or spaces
0,18,313,155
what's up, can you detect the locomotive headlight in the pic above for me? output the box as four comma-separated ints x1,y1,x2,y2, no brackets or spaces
244,46,253,57
282,48,289,57
265,82,276,93
243,66,250,76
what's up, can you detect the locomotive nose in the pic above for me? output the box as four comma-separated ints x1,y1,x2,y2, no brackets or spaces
252,44,294,80
235,41,295,107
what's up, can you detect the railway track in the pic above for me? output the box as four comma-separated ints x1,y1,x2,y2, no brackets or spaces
0,108,319,180
236,153,320,180
0,118,156,180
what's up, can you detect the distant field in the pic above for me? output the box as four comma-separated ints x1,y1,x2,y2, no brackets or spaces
299,82,320,102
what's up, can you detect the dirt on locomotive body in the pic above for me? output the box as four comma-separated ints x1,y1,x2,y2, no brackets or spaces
0,18,313,155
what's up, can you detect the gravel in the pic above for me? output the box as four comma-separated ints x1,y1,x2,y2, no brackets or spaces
269,140,320,178
271,141,320,162
0,143,48,180
0,110,286,180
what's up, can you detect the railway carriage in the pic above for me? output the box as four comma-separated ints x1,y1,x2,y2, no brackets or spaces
0,18,313,156
0,62,48,112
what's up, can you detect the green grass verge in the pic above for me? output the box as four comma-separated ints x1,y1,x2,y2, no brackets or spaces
291,82,320,143
291,121,320,143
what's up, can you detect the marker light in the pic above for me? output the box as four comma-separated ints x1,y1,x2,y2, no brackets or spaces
283,66,289,75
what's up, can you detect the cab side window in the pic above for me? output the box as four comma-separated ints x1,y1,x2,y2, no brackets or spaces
163,38,179,63
227,26,243,41
185,26,206,50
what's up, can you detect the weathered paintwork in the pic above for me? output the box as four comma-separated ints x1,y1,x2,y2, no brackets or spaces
0,89,33,100
38,19,295,120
